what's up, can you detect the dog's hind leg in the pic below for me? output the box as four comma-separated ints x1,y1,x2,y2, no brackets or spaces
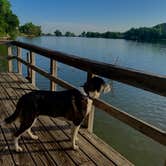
72,125,80,150
14,118,35,152
27,119,38,140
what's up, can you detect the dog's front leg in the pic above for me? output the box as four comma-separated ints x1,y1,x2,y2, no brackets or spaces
14,136,22,152
72,125,80,150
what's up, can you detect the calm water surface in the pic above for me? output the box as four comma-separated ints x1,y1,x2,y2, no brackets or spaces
9,37,166,165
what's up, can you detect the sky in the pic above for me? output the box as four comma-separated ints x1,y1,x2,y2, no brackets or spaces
10,0,166,34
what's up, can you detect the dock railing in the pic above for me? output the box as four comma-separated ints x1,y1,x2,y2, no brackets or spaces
3,40,166,146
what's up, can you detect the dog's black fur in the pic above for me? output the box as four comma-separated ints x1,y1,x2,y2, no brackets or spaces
1,76,111,152
6,89,88,134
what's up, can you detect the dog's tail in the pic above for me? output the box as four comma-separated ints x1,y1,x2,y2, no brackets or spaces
0,102,21,126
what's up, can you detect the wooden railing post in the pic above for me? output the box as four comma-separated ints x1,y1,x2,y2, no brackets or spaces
30,51,35,86
8,46,12,72
84,73,95,133
17,47,22,74
26,52,31,81
50,59,57,91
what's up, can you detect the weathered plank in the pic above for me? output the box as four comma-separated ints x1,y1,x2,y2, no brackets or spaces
0,100,15,165
52,119,116,166
0,74,37,165
80,129,134,166
1,73,56,165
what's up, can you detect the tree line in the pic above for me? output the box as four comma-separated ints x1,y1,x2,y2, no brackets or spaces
123,24,166,42
45,23,166,42
43,30,76,37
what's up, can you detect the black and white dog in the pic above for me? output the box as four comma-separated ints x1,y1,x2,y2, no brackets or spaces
0,76,111,152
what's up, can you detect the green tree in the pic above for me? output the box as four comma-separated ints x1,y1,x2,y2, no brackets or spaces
65,31,75,37
19,22,42,36
54,30,62,36
0,0,19,38
80,31,86,37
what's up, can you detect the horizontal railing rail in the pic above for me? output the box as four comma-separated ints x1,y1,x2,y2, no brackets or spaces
2,40,166,146
10,41,166,97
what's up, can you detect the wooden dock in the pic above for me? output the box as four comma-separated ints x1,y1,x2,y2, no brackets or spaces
0,40,165,165
0,72,133,166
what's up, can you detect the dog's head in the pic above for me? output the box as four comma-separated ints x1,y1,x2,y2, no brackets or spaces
83,76,111,98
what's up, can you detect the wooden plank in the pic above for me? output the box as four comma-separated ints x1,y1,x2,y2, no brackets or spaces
0,40,11,45
41,117,96,165
80,129,134,166
0,76,37,165
0,73,50,165
52,119,115,166
10,41,166,97
0,101,15,165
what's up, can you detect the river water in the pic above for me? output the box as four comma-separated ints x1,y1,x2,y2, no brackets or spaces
1,36,166,165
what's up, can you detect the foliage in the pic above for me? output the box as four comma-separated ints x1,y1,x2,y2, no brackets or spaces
124,23,166,42
54,30,62,36
79,23,166,42
64,31,75,37
124,27,160,41
0,0,19,39
79,31,122,39
19,22,42,36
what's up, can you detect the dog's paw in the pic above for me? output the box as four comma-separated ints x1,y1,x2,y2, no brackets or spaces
73,144,79,151
31,135,39,140
15,146,23,152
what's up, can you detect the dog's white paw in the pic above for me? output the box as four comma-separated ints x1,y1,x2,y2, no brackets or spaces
73,144,79,151
16,145,23,152
31,135,39,140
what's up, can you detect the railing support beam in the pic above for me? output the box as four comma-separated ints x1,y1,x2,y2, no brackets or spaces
8,46,12,72
50,59,57,91
30,51,35,86
17,47,22,74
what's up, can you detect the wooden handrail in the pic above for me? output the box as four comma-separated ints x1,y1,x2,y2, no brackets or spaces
6,41,166,146
10,41,166,97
